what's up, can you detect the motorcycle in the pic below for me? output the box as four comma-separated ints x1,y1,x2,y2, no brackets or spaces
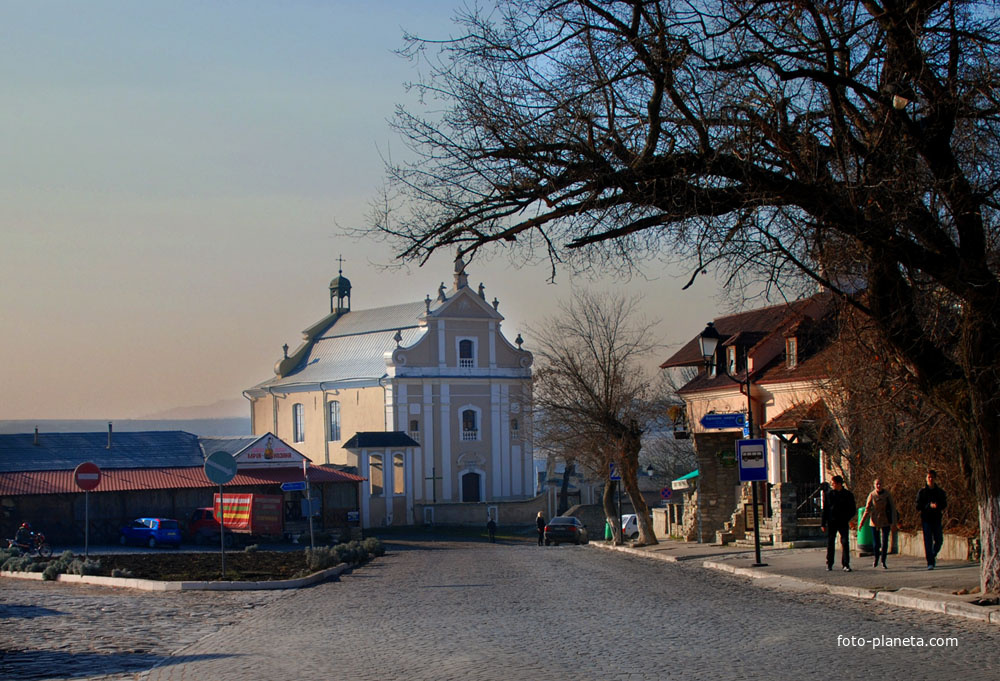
6,533,53,559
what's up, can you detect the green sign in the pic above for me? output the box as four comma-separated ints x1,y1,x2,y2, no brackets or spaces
719,450,737,468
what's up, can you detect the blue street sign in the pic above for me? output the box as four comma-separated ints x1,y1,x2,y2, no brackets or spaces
737,439,768,482
204,451,237,485
609,462,621,481
699,413,746,429
281,481,308,492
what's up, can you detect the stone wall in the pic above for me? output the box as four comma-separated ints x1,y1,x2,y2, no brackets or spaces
414,493,547,527
693,432,743,541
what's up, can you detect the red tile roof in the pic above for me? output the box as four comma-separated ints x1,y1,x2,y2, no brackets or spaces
762,400,831,432
0,465,363,497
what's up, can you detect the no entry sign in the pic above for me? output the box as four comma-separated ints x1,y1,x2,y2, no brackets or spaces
74,462,101,491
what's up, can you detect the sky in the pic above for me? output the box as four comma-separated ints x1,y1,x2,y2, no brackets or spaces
1,1,725,420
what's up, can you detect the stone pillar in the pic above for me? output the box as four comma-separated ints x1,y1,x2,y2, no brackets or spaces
692,432,742,542
770,482,798,543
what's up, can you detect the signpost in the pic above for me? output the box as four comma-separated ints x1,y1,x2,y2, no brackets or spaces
699,412,745,429
74,462,101,557
204,452,237,578
736,439,768,567
609,463,623,542
660,486,672,501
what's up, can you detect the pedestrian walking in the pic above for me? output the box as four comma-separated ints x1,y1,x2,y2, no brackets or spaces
859,478,897,569
916,469,948,569
536,511,546,546
821,475,857,572
486,517,497,543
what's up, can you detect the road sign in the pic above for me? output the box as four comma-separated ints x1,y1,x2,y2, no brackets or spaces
660,486,672,500
609,462,621,481
204,451,237,485
700,413,746,429
74,462,101,491
347,510,360,523
281,480,308,492
737,439,768,482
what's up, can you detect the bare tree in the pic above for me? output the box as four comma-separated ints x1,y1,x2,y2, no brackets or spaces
531,290,659,544
372,0,1000,591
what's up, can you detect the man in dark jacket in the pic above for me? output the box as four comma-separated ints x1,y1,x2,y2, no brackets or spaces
822,476,857,571
916,470,948,569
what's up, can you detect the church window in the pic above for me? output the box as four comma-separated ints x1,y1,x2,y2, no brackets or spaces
409,419,420,443
292,403,305,443
511,418,519,436
461,409,479,441
328,400,341,441
458,338,476,368
370,455,384,496
393,453,405,495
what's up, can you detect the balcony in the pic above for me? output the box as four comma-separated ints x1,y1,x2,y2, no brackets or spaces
461,429,478,441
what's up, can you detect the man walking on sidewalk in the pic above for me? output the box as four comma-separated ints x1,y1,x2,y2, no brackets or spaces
822,475,857,572
917,470,947,569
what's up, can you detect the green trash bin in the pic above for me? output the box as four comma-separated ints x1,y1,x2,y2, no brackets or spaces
856,507,873,554
605,521,612,541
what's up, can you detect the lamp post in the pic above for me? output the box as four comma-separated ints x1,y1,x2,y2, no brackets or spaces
699,322,767,567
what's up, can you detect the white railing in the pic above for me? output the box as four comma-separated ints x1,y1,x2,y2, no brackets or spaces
459,358,474,368
461,429,478,441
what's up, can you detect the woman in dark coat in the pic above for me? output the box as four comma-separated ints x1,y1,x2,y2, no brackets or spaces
536,511,546,546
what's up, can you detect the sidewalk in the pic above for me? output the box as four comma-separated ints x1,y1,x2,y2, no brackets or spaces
591,539,1000,625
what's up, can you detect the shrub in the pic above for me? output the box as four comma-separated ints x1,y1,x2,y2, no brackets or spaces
2,555,35,572
111,568,134,578
243,544,260,553
304,545,340,571
362,537,385,557
67,558,101,576
42,564,60,580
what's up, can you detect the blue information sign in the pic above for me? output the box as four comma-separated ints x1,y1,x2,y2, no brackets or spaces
609,462,621,481
737,439,768,482
699,413,746,429
281,481,308,492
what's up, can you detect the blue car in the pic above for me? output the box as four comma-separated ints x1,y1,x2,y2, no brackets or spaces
119,517,182,548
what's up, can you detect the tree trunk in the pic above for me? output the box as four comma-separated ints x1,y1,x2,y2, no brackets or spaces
980,497,1000,593
602,481,622,545
618,435,658,546
558,463,574,516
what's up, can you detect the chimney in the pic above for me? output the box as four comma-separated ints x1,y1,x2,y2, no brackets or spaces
33,427,39,446
107,422,113,449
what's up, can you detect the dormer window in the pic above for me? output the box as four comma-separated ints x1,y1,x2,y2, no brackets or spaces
786,337,798,368
727,346,737,375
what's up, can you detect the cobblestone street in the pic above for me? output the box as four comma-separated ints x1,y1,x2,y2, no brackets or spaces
3,540,999,681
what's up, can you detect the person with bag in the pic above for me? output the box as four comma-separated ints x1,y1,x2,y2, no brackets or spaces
860,478,898,569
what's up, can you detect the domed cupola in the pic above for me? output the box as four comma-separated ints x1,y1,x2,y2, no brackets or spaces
330,257,352,313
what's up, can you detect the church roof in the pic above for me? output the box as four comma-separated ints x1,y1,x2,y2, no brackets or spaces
342,432,421,449
253,301,429,390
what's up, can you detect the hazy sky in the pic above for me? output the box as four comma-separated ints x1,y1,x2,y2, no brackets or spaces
2,1,724,420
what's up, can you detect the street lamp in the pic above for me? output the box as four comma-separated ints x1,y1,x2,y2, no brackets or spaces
698,322,767,567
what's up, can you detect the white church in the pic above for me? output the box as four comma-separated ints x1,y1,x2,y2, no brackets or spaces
244,257,535,528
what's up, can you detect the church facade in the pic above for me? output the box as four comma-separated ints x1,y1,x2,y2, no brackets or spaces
244,259,534,528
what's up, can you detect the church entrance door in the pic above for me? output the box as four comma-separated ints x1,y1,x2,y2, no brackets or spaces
462,471,481,502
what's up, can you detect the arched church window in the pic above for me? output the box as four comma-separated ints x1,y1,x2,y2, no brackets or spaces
328,400,341,441
459,339,475,368
370,455,383,497
462,409,478,440
292,403,305,443
393,453,405,496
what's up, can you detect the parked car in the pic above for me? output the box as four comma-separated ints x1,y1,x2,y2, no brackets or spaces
543,516,589,545
621,513,640,540
119,518,182,548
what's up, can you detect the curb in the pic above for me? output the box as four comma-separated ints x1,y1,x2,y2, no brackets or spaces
701,560,1000,625
589,542,1000,626
589,540,752,563
0,562,355,591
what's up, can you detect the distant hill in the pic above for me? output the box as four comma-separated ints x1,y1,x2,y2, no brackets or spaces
140,398,248,420
0,418,251,437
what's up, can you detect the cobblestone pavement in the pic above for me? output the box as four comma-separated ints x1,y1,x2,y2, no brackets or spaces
4,540,1000,681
